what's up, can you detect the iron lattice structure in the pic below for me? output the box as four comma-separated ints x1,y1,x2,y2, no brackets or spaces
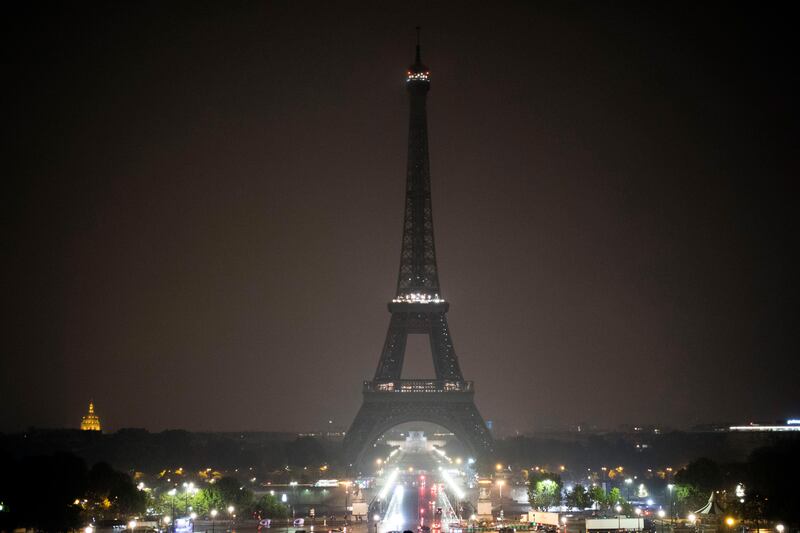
344,39,493,466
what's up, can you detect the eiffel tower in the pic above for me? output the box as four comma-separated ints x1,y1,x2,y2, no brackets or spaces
343,33,493,466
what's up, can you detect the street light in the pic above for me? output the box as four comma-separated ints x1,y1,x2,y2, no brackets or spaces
776,525,785,533
167,489,177,532
128,520,137,533
725,517,735,528
182,483,196,515
496,479,505,520
211,509,218,533
666,484,675,524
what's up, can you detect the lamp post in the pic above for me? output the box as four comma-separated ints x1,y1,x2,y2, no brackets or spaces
657,509,665,533
343,481,352,521
183,483,195,515
228,506,235,530
666,485,674,521
615,505,622,532
496,480,505,521
168,489,177,532
210,509,218,533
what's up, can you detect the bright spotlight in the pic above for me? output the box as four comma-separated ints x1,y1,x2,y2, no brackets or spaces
439,467,466,499
379,468,400,500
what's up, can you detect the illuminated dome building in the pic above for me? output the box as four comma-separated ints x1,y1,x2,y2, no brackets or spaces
80,401,102,431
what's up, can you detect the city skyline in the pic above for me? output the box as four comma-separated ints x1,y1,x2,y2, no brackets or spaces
4,2,797,433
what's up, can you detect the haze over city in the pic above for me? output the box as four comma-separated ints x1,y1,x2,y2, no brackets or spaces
4,1,797,435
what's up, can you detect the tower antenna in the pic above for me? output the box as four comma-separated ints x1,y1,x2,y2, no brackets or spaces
415,26,422,64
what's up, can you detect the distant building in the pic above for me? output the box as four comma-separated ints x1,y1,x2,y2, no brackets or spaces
80,401,102,431
728,420,800,432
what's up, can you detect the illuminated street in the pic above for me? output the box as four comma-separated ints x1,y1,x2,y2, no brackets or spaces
372,432,470,533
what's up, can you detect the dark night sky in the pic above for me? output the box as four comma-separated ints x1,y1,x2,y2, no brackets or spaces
3,2,798,434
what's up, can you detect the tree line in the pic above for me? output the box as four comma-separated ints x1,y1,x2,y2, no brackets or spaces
526,441,798,525
0,452,291,531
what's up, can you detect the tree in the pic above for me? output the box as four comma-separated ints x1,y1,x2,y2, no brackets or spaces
528,471,563,510
566,485,591,509
589,486,607,510
673,458,722,515
673,484,704,516
86,462,146,517
215,477,253,511
607,488,623,506
193,478,253,516
253,494,289,519
675,458,721,494
195,487,225,516
602,488,633,515
1,452,86,531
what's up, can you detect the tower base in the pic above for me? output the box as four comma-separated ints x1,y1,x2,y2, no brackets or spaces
343,381,493,467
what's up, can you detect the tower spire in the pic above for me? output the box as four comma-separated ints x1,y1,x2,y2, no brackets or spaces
415,26,422,65
398,28,435,299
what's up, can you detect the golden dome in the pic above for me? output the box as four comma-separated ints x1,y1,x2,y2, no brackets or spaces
80,401,102,431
